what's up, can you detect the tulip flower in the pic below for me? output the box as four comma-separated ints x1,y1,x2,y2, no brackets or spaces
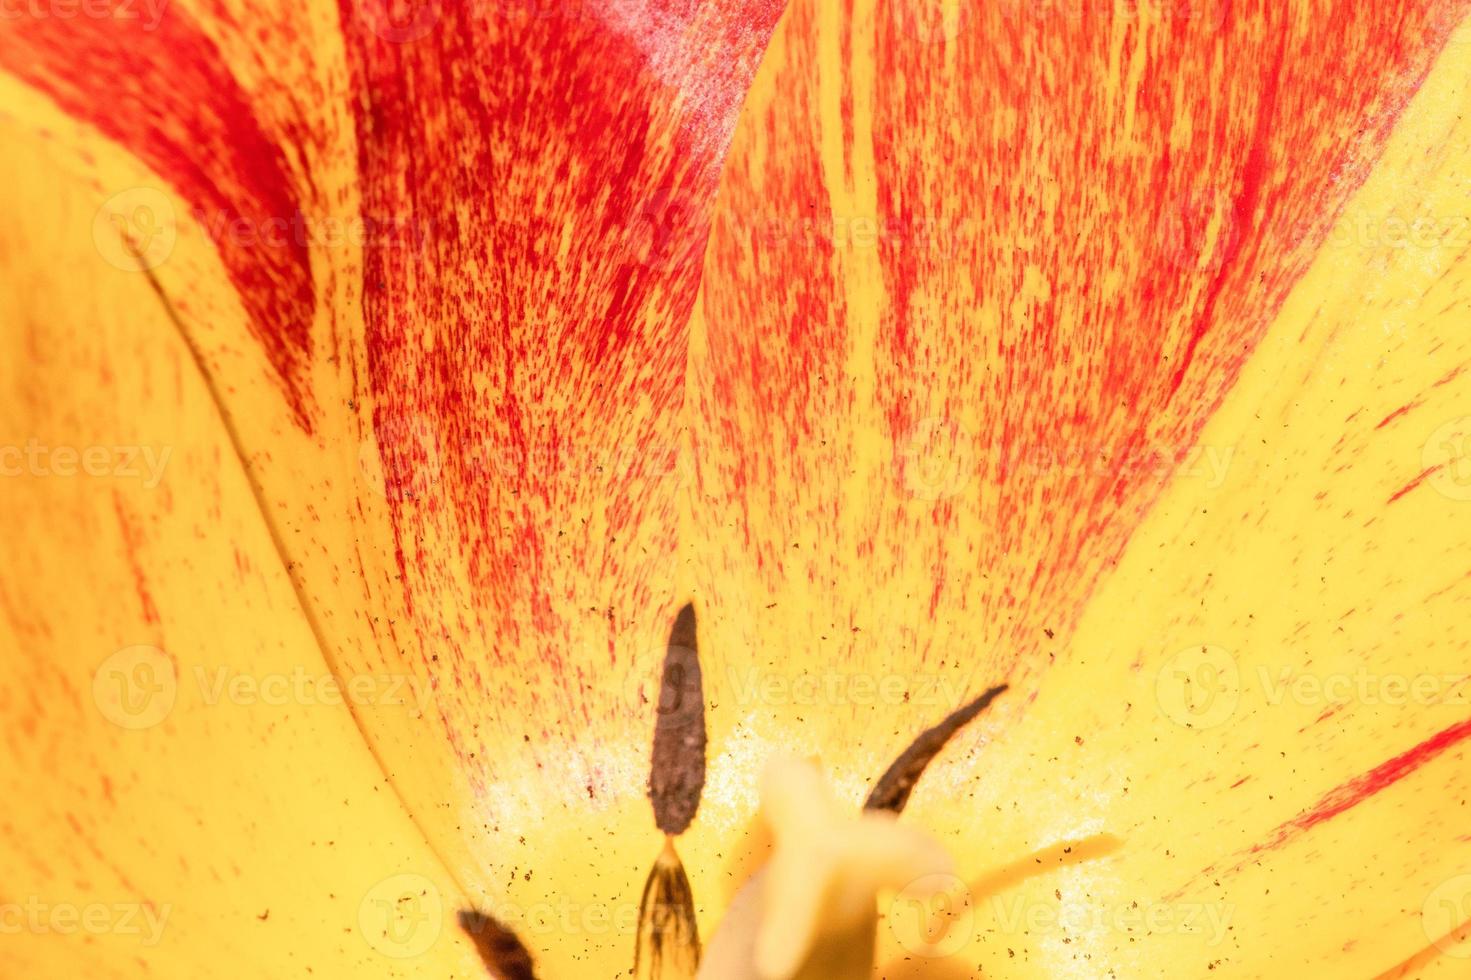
4,0,1471,977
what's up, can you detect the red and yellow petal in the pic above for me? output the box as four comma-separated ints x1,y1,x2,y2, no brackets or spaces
0,0,355,422
688,0,1469,775
685,0,1471,975
902,47,1471,969
5,0,1471,976
0,137,487,979
2,0,788,974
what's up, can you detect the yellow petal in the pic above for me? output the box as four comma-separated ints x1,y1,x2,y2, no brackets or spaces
0,135,487,978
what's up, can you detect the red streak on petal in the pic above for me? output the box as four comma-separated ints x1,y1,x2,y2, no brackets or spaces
1175,715,1471,898
1163,31,1286,401
1376,399,1424,430
111,491,159,627
0,4,317,426
1270,716,1471,837
1388,464,1443,504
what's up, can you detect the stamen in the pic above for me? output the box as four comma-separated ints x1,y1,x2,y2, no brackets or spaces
635,838,702,980
458,907,537,980
864,684,1007,813
636,603,709,978
649,602,707,835
700,683,1008,978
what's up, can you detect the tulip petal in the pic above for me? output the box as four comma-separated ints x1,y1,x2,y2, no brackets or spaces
688,0,1469,758
0,0,346,423
684,0,1471,974
2,1,787,974
900,58,1471,968
7,0,1471,975
0,140,489,979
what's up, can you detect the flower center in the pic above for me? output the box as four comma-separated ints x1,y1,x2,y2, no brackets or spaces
459,603,1006,980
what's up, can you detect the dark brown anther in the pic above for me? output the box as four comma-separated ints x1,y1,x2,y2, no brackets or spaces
648,602,707,836
864,683,1008,813
458,908,537,980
